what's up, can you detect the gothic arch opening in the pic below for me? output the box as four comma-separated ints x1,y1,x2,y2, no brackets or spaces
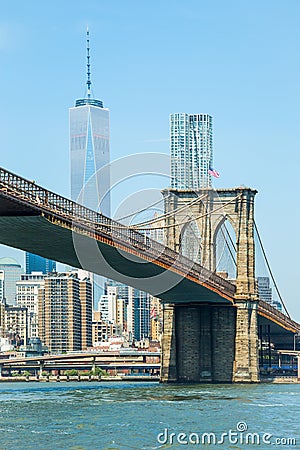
179,219,202,263
214,218,237,280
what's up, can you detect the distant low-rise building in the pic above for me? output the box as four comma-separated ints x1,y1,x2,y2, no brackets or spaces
92,311,120,344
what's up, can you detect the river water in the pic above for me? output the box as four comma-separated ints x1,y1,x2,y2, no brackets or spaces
0,381,299,449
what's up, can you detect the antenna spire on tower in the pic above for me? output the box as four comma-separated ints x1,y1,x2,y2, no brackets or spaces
75,28,104,107
86,27,92,98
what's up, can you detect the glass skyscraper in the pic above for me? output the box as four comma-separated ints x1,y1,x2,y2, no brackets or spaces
70,101,110,214
69,30,110,306
170,113,213,189
69,31,110,215
25,253,56,275
0,257,23,305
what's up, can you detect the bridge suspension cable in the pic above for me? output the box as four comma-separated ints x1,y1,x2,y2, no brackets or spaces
115,192,207,222
219,224,237,267
223,220,237,252
129,194,208,228
254,221,290,318
115,196,165,221
132,195,242,231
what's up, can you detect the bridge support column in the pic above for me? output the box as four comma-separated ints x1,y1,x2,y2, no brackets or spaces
161,304,177,382
212,306,236,382
160,303,237,383
92,356,96,373
38,361,44,377
176,306,208,382
233,300,259,383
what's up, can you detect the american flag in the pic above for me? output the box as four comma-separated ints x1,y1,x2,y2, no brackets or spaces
150,307,157,320
208,167,220,178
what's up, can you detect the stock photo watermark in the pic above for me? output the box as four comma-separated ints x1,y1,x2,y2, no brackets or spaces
157,421,297,446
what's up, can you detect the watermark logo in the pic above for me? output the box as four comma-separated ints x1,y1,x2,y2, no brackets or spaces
157,421,297,446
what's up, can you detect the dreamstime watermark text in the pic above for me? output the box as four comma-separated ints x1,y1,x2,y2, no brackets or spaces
157,421,297,446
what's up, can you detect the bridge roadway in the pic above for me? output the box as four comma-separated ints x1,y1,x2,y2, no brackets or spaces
0,167,299,334
0,351,161,375
0,167,234,303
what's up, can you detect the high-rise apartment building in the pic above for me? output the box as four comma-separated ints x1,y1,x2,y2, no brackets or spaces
92,310,118,344
4,305,28,346
170,113,213,189
257,276,282,311
38,272,92,353
104,280,150,342
25,253,56,275
150,296,162,342
16,272,45,339
134,290,151,342
0,257,23,305
98,286,124,331
0,300,5,338
69,30,110,215
257,277,272,303
0,271,4,303
79,277,93,349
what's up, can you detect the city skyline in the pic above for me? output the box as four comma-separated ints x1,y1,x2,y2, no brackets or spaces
0,0,299,320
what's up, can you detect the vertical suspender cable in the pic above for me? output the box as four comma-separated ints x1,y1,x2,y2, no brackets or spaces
219,226,237,267
254,221,290,318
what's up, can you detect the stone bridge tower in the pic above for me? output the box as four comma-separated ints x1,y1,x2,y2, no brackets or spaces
161,187,259,383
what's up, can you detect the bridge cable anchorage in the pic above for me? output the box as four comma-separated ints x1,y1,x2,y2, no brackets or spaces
132,194,242,231
128,193,208,228
254,221,291,318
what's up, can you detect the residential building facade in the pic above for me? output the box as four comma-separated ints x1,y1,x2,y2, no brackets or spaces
170,113,213,189
38,272,92,353
16,272,45,339
0,257,23,305
4,305,28,346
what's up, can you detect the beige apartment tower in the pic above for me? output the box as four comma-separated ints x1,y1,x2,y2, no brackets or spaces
38,272,92,353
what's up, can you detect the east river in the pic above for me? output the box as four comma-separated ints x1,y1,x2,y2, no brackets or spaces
0,382,299,449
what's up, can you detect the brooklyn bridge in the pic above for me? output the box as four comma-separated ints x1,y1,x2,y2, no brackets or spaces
0,167,299,383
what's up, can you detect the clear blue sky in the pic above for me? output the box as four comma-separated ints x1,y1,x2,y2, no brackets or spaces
0,0,299,320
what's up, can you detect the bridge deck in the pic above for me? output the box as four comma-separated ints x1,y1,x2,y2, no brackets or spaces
0,167,235,303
